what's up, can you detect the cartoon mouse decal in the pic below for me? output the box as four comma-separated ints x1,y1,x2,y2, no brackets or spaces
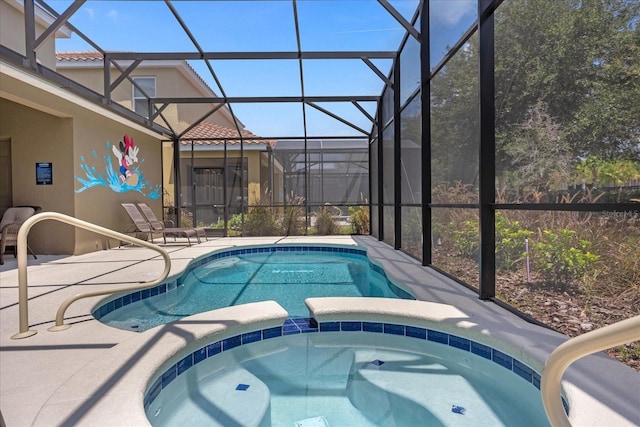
111,134,140,185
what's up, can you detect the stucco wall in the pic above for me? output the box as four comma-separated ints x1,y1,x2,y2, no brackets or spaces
72,116,163,254
0,98,75,254
0,1,59,69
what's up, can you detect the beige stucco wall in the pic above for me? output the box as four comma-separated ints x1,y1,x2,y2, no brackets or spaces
162,141,175,207
72,116,162,254
0,98,75,254
0,0,60,69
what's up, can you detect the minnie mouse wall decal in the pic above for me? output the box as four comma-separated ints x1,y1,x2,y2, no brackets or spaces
111,134,140,186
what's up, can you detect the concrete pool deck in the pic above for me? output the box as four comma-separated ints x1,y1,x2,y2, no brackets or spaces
0,235,638,426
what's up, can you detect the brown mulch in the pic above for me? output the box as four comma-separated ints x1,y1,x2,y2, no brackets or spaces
433,250,640,371
496,275,639,371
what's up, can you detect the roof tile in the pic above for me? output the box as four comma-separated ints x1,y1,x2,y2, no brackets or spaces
181,122,274,148
56,51,104,61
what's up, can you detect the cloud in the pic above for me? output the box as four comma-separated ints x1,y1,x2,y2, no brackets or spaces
106,9,119,22
84,7,95,20
430,0,475,26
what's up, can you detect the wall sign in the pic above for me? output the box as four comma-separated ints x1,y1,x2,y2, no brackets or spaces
36,162,53,185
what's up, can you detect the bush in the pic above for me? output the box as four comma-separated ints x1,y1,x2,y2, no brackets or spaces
243,206,281,236
282,205,305,235
402,208,422,250
495,212,534,271
452,219,479,259
282,194,305,236
533,229,599,285
315,206,337,235
349,205,370,234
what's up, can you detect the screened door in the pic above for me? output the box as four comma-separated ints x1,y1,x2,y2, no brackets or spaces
193,167,225,232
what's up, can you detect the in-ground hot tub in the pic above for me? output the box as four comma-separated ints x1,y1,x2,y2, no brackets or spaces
144,300,564,427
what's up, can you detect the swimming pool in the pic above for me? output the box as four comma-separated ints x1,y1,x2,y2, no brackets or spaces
145,319,554,427
94,245,413,331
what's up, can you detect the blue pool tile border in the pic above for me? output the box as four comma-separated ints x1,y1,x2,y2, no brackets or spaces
143,319,569,417
93,244,414,321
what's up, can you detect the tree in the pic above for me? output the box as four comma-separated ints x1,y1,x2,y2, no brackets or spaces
494,0,640,196
430,35,480,196
503,101,573,193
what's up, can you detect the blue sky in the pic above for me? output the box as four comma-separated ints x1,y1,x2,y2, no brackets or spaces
52,1,477,137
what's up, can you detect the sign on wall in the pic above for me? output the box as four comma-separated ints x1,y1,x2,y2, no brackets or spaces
74,134,160,199
36,162,53,185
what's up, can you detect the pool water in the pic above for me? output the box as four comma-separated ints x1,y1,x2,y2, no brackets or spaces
148,332,551,427
99,250,408,331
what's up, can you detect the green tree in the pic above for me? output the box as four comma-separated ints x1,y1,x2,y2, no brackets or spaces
430,35,480,193
495,0,640,195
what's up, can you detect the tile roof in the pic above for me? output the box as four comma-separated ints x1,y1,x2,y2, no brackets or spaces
181,122,275,148
56,51,104,61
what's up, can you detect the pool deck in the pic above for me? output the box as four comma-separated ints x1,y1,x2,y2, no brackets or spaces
1,235,639,426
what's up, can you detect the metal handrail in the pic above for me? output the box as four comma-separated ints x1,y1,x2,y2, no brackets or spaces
541,315,640,427
11,212,171,339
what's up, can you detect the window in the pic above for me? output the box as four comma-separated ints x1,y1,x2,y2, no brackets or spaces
132,76,156,118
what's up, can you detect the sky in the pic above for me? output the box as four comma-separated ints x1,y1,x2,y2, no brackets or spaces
50,0,477,138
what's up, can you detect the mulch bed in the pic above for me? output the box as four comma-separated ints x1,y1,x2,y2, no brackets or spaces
433,250,640,371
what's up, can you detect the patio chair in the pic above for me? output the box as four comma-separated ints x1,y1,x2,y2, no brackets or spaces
120,203,198,246
137,202,207,243
0,206,41,265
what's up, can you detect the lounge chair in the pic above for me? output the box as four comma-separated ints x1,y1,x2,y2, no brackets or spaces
120,203,198,246
0,206,41,264
137,202,207,243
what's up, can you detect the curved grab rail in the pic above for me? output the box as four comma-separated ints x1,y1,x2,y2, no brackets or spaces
11,212,171,339
541,315,640,427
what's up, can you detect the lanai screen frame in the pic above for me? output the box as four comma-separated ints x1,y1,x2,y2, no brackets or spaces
2,0,637,309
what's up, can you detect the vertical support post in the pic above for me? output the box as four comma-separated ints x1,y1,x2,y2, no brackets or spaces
393,59,402,250
478,0,497,299
103,54,111,105
172,136,181,226
189,139,196,228
240,137,245,221
420,1,432,266
223,139,228,236
367,137,372,236
23,0,37,69
368,137,373,236
304,137,309,231
377,117,384,240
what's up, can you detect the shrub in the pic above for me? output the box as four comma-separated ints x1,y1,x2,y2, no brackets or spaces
452,219,479,259
533,229,599,285
315,206,337,235
243,206,281,236
402,208,422,250
349,205,370,234
282,194,305,236
495,212,534,271
227,213,243,232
